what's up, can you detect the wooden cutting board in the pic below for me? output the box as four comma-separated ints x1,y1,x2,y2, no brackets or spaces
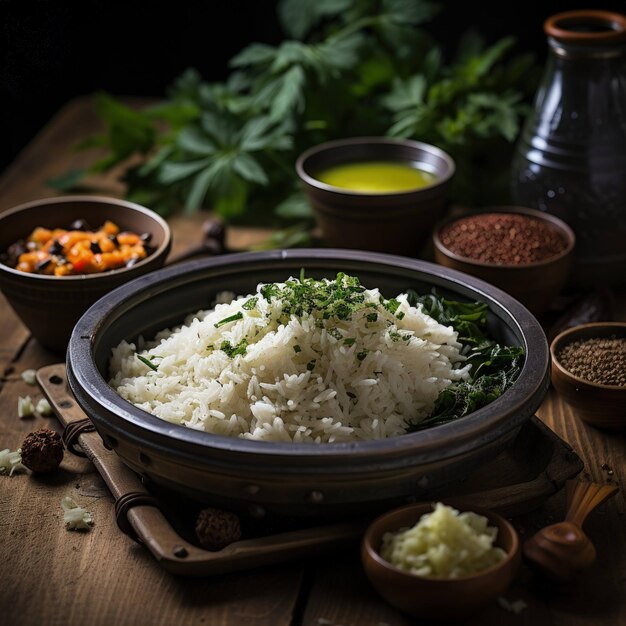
38,362,583,577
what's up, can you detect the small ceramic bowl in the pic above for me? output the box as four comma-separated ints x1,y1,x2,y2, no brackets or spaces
361,501,521,620
550,322,626,430
432,206,575,317
295,136,455,257
0,195,171,354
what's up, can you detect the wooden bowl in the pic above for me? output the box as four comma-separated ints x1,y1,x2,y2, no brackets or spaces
550,322,626,430
361,501,521,620
0,195,171,354
66,250,550,517
432,206,575,317
296,136,455,257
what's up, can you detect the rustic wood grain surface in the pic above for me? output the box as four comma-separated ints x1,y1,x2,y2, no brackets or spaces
0,97,624,626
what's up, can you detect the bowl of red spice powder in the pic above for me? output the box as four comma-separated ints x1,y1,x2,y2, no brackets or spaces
432,206,575,316
550,322,626,431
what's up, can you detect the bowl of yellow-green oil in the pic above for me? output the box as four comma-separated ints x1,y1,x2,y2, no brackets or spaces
296,137,455,257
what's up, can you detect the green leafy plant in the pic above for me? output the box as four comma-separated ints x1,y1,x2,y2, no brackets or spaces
50,0,538,239
407,289,525,429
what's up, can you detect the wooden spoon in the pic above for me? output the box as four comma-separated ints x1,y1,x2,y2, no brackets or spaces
523,480,619,582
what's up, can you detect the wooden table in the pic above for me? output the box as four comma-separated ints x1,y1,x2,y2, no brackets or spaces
1,97,624,626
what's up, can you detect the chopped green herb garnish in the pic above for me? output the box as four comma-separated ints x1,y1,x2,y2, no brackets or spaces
356,350,368,361
343,338,356,346
293,344,302,353
299,267,306,283
396,311,405,320
384,298,400,315
214,311,244,328
260,283,280,302
242,297,258,310
136,354,158,371
220,338,248,358
306,360,316,371
366,312,378,323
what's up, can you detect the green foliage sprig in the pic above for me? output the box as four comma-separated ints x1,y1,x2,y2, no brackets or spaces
407,289,525,429
50,0,537,234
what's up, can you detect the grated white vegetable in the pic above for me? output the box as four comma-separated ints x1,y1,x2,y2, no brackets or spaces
380,502,506,578
18,396,35,418
21,369,38,385
36,398,53,416
61,496,93,531
0,448,26,476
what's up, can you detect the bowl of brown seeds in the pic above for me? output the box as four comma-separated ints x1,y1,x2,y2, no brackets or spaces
432,206,575,317
550,322,626,430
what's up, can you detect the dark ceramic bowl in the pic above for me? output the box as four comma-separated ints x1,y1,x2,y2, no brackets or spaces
361,500,521,620
432,206,575,317
296,137,455,257
0,195,171,353
550,322,626,431
66,249,549,517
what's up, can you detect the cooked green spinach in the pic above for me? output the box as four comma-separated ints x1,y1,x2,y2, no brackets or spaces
407,290,524,429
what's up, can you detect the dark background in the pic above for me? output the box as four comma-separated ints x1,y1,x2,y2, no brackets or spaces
2,0,626,175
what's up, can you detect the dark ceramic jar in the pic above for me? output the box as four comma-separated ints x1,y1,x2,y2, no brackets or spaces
511,10,626,288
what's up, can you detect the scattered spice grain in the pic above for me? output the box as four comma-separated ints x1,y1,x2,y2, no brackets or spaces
557,336,626,386
439,212,568,265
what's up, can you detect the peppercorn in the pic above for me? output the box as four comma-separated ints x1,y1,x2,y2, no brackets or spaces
21,427,64,473
195,507,242,551
557,336,626,386
439,213,568,265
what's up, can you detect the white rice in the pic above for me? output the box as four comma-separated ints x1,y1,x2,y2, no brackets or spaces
109,275,471,443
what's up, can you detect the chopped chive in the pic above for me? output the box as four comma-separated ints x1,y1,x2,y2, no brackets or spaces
299,267,306,282
384,298,400,315
242,297,258,310
366,312,378,322
356,350,368,361
214,311,244,328
396,311,405,320
220,339,248,358
343,338,356,346
293,344,302,353
136,354,158,371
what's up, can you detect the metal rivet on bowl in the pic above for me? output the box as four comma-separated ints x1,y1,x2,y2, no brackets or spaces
246,484,260,495
139,452,151,466
49,375,63,385
173,545,188,558
417,476,430,489
249,504,266,519
307,490,324,504
59,400,73,409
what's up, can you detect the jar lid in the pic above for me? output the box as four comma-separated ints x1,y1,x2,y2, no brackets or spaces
545,10,626,45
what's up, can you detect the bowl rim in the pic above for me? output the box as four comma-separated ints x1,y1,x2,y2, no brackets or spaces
432,205,576,269
67,248,550,462
550,321,626,392
295,136,456,197
0,195,172,281
362,500,520,582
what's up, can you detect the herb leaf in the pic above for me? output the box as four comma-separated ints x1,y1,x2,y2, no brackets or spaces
136,354,158,371
407,289,525,430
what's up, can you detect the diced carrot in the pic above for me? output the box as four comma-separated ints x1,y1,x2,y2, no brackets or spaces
102,220,120,235
29,227,52,244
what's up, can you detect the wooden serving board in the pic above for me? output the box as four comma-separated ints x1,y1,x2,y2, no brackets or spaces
37,363,584,577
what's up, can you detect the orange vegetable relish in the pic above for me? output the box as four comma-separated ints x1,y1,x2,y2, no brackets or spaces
9,219,153,276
